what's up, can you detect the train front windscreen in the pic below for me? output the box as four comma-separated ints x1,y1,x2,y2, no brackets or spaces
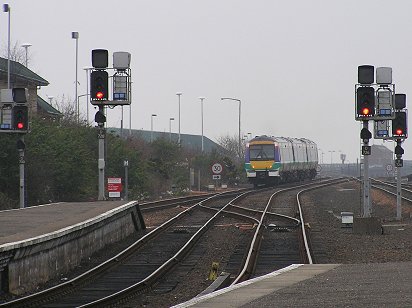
249,144,274,161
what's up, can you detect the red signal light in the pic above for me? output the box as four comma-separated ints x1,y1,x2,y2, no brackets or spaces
362,108,370,115
96,91,104,99
17,122,24,129
396,129,403,135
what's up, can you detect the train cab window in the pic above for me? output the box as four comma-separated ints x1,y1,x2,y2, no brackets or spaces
249,144,275,161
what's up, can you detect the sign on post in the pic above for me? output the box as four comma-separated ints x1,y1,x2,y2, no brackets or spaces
211,162,223,175
107,177,122,198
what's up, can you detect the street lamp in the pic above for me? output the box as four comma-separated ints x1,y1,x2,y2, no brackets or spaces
47,96,54,107
169,117,175,142
176,92,182,145
221,97,241,157
72,31,79,123
199,97,205,152
3,4,11,89
83,66,93,123
77,94,88,122
21,43,32,67
151,114,157,142
328,150,336,165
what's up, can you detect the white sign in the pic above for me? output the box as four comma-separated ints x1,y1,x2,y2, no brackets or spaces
212,163,223,174
108,177,121,184
212,175,221,180
386,164,393,172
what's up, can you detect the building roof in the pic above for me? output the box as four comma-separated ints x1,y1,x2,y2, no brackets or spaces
108,128,224,153
0,57,48,86
37,96,62,117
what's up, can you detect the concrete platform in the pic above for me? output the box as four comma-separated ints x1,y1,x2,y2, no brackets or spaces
0,201,132,247
175,262,412,307
0,201,145,295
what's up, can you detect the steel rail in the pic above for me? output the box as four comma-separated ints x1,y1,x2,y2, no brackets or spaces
2,192,234,307
76,191,252,307
231,177,348,285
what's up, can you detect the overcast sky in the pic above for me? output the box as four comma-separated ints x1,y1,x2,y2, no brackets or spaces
2,0,412,163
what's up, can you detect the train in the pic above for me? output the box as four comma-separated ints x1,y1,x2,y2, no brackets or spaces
244,135,318,187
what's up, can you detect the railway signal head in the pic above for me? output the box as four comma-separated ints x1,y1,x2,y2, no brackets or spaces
90,70,109,102
12,105,28,132
356,86,375,119
358,65,374,84
392,111,407,138
92,49,108,69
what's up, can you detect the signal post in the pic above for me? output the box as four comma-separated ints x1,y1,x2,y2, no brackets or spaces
0,88,29,208
90,49,132,200
355,65,408,220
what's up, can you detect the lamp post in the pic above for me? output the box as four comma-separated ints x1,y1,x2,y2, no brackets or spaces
72,31,79,123
83,67,92,123
221,97,241,157
169,117,175,142
77,94,88,122
329,150,336,165
47,96,54,107
176,92,182,145
21,43,31,67
199,97,205,152
3,4,11,89
151,114,157,142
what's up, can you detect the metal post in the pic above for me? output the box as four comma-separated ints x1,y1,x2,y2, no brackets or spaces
238,100,241,158
120,106,124,138
169,117,174,142
221,97,241,158
396,163,402,220
84,67,90,123
124,159,129,201
17,137,25,208
198,169,201,191
396,139,402,220
151,114,157,142
362,121,370,218
129,81,132,137
21,43,31,67
4,4,11,89
98,107,105,201
199,97,205,152
72,32,79,123
176,92,182,145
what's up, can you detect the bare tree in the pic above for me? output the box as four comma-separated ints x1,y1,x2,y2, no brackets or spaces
1,40,28,65
217,134,242,159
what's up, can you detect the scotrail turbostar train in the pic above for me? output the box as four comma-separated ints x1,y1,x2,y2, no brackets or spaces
244,135,318,187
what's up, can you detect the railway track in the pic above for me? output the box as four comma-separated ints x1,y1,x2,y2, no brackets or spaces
1,190,252,307
1,179,351,307
371,178,412,203
229,177,348,284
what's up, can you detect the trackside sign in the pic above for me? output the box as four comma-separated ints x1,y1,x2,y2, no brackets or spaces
107,177,122,198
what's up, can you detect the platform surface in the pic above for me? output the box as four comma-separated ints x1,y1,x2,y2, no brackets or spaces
0,201,132,248
175,262,412,307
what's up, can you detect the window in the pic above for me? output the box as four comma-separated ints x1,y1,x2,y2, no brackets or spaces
249,144,274,160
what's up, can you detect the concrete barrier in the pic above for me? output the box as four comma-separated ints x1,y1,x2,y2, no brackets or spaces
0,201,145,295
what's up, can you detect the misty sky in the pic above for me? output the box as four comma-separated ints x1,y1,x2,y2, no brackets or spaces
1,0,412,163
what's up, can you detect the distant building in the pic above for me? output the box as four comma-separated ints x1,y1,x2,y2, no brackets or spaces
367,144,394,177
109,128,224,153
0,56,61,119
